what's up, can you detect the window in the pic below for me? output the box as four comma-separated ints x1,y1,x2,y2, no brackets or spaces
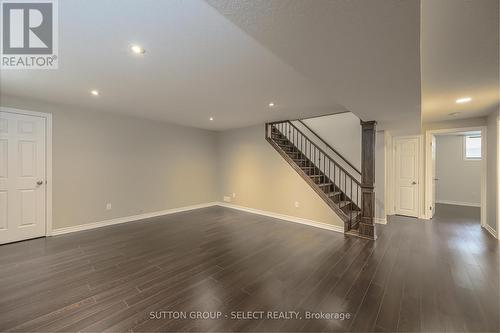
464,135,481,160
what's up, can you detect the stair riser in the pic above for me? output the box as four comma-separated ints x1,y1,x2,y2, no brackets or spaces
329,196,342,204
318,185,334,193
287,152,304,159
309,176,329,184
294,160,313,167
281,147,299,153
271,134,287,140
340,204,352,214
302,168,320,174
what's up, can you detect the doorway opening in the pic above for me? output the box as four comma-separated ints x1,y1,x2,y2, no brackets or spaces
425,127,486,227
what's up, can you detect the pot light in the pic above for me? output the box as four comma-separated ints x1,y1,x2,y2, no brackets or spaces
130,45,145,55
90,90,99,96
456,97,472,104
209,117,214,121
268,102,275,107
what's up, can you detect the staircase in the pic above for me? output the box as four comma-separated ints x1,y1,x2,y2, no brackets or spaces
266,120,364,235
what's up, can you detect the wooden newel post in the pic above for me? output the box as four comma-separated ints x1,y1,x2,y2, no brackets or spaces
359,120,377,240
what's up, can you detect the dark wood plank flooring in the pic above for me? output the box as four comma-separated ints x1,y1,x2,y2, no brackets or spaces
0,204,498,332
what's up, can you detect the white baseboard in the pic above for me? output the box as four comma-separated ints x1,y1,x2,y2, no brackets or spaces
436,200,481,208
374,217,387,225
484,224,498,239
52,201,360,237
216,202,344,234
51,202,218,236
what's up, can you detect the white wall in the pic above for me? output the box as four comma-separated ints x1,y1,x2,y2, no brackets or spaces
374,131,386,221
301,113,362,170
422,117,488,132
435,135,481,206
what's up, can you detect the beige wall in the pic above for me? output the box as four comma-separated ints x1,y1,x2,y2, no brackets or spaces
1,95,218,229
216,125,344,227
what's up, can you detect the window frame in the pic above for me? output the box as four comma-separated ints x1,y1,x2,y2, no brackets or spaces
463,135,482,161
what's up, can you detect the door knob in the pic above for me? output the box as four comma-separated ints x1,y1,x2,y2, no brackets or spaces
36,180,44,186
411,181,417,185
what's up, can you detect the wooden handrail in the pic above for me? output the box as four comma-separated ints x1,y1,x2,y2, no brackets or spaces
297,120,362,175
282,121,361,187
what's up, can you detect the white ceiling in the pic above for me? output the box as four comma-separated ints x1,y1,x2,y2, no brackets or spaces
422,0,499,123
0,0,422,131
206,0,422,132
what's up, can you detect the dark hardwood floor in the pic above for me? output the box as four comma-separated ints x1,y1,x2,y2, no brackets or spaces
0,204,498,332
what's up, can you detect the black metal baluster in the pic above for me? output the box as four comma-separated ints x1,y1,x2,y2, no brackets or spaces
325,155,328,180
328,160,331,188
314,147,316,177
343,172,346,197
356,184,358,209
350,177,352,225
350,178,353,210
333,163,336,191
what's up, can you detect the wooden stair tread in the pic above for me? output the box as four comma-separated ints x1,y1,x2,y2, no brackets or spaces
338,201,351,208
317,183,333,187
346,210,361,219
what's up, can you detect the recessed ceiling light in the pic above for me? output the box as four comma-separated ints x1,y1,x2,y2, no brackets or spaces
209,117,214,121
130,44,145,55
90,90,99,96
449,112,461,116
268,102,275,107
456,97,472,104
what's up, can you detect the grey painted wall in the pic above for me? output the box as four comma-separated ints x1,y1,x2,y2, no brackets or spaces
487,111,498,231
1,96,219,229
435,135,481,206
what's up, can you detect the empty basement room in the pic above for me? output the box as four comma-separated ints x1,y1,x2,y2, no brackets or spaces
0,0,499,332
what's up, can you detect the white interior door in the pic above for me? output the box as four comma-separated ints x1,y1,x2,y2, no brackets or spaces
0,111,46,244
431,135,437,218
394,136,420,217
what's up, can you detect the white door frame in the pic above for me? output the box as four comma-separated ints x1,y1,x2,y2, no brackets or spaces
424,126,487,227
392,135,424,218
0,107,53,236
